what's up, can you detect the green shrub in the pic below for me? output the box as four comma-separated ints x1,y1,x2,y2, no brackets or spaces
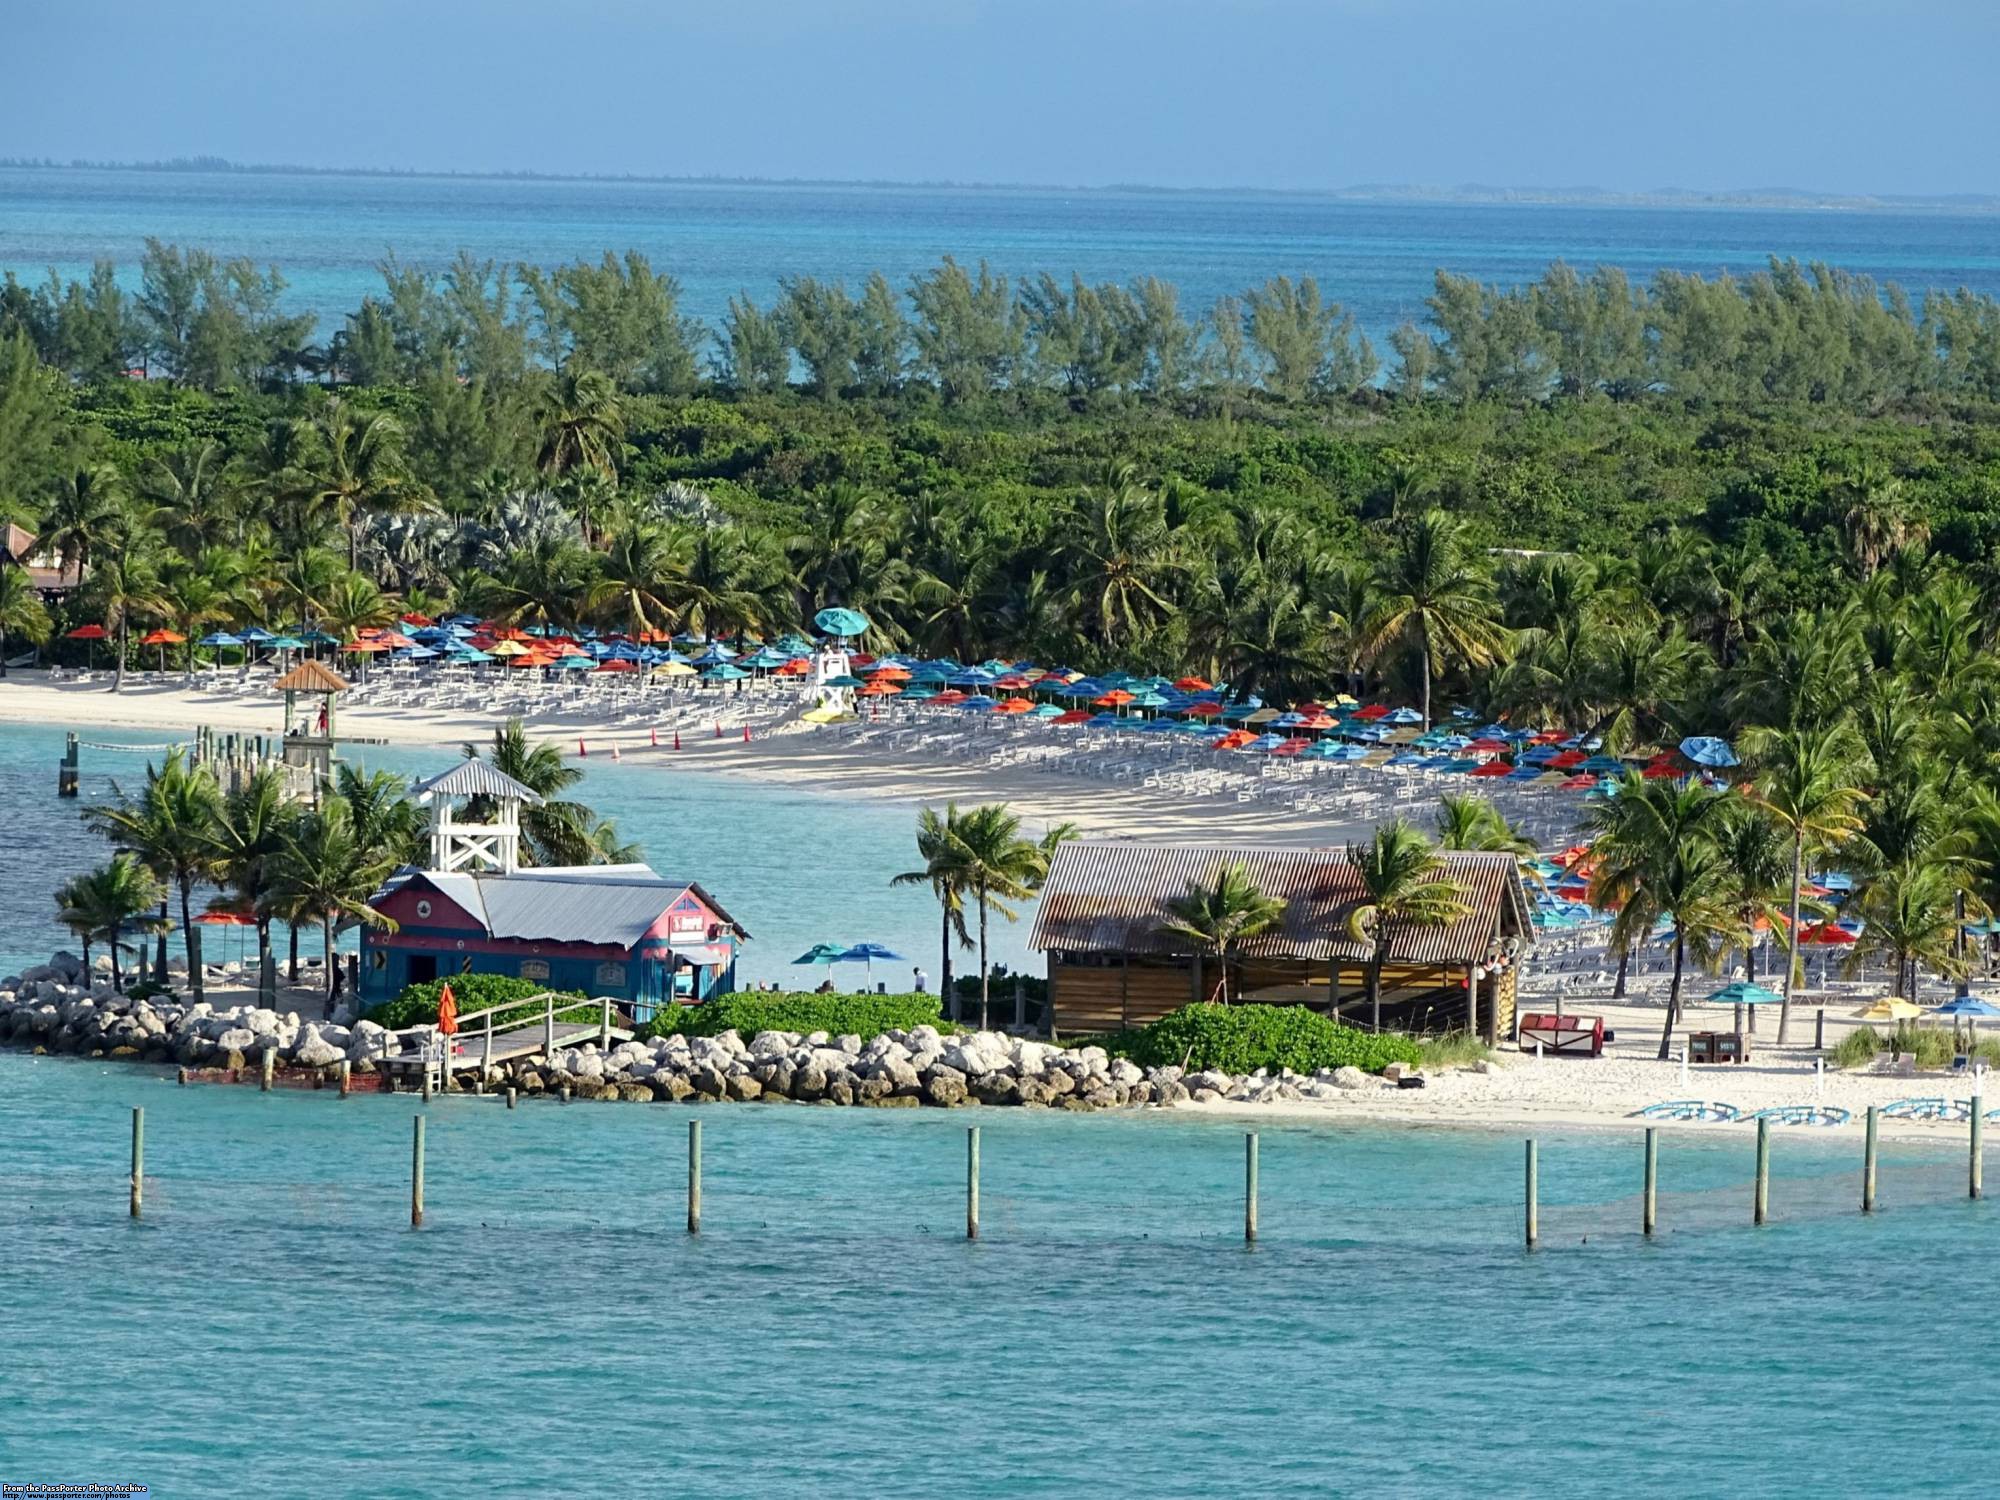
1112,1003,1423,1076
363,974,590,1030
1416,1032,1496,1070
1890,1023,1960,1071
1831,1025,1881,1070
637,991,947,1043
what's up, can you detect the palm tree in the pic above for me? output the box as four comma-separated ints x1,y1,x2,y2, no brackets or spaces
1710,802,1803,1031
156,560,230,682
206,766,295,1003
294,398,416,571
40,464,126,587
477,534,597,631
1054,467,1183,653
1344,819,1468,1031
0,562,52,677
1584,625,1702,752
588,523,687,638
1847,859,1979,999
146,441,238,555
1360,508,1510,729
334,764,426,868
1433,792,1534,854
1587,775,1741,1058
83,749,224,1003
891,804,973,1019
271,796,399,1007
271,547,345,635
1158,861,1288,1004
1742,721,1873,1044
79,547,166,694
930,804,1069,1029
462,718,630,867
55,856,166,993
536,368,625,483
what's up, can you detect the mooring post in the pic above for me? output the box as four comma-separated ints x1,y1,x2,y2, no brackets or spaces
687,1119,702,1234
1972,1095,1985,1201
506,1086,517,1110
1754,1116,1771,1225
176,1067,188,1087
1643,1127,1658,1237
1245,1131,1260,1244
129,1106,144,1219
421,1055,434,1103
483,1012,494,1074
1524,1139,1539,1249
259,1046,274,1092
967,1125,981,1241
338,1059,351,1098
1863,1105,1879,1213
58,732,80,798
411,1115,425,1228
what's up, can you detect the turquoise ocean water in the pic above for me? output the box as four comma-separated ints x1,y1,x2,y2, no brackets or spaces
5,168,2000,343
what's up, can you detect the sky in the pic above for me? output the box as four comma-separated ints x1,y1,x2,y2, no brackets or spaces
7,0,1997,196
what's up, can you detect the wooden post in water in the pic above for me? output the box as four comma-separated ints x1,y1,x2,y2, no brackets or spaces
1863,1105,1879,1213
967,1125,981,1241
259,1046,274,1092
687,1119,702,1234
129,1106,144,1219
1643,1127,1658,1237
1972,1095,1985,1201
506,1086,517,1110
58,732,79,797
1754,1116,1771,1225
599,995,612,1048
544,993,556,1062
338,1059,351,1098
176,1067,188,1086
1524,1139,1539,1249
1814,1008,1826,1051
1245,1132,1260,1244
483,1012,494,1075
410,1115,425,1228
421,1055,434,1102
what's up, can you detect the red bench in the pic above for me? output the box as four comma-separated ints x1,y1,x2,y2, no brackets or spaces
1518,1012,1605,1057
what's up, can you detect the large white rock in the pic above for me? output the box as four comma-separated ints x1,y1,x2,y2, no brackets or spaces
294,1036,344,1067
214,1027,259,1053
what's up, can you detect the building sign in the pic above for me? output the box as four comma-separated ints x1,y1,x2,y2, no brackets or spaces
669,912,707,936
595,962,628,989
519,959,550,981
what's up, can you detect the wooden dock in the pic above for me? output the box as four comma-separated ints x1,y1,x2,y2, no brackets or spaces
377,993,635,1081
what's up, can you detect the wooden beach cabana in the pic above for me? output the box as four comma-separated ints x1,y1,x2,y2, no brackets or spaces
1031,841,1535,1042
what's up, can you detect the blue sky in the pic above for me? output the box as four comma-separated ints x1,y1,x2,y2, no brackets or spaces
8,1,1995,194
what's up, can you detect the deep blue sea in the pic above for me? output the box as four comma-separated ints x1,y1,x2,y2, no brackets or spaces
5,167,2000,342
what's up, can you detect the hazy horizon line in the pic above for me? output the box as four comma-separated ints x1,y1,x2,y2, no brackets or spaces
3,155,1997,213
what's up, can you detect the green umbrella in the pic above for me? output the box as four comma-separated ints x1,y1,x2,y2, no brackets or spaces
793,942,849,988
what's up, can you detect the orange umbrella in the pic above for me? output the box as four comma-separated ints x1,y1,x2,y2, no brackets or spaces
1175,675,1213,692
868,664,911,680
436,982,459,1035
859,680,903,696
993,697,1034,713
1094,689,1136,707
140,629,186,645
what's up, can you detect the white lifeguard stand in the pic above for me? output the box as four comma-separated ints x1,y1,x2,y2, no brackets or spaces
410,761,545,875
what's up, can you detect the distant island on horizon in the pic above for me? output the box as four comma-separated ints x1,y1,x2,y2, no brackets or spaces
2,154,1996,214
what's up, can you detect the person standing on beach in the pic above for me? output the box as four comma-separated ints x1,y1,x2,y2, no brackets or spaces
913,966,928,993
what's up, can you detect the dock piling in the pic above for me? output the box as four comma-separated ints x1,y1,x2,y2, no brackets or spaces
411,1115,425,1228
259,1046,274,1092
1642,1127,1657,1237
1863,1105,1879,1212
129,1106,143,1219
338,1059,351,1098
1524,1139,1539,1249
58,732,79,797
1973,1095,1985,1201
1245,1132,1259,1244
967,1125,980,1241
687,1119,702,1234
1754,1116,1770,1225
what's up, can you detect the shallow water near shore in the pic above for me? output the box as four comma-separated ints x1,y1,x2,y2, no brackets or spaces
2,1051,1994,1496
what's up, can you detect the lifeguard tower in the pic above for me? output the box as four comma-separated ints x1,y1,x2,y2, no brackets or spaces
412,760,543,874
811,605,870,712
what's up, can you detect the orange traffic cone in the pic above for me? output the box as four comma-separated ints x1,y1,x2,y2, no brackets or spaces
673,731,681,750
743,725,751,743
713,723,722,738
612,744,621,762
650,727,658,747
577,738,587,757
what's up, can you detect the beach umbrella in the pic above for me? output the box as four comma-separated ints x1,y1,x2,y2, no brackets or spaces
813,607,871,639
1705,980,1783,1007
1050,709,1091,724
1931,996,2000,1018
653,660,696,676
198,631,242,647
930,689,968,706
448,647,494,664
960,694,998,709
593,658,638,673
793,942,850,984
1679,735,1739,768
1385,707,1424,725
994,697,1035,714
1027,702,1062,718
1796,922,1857,945
1174,675,1213,692
437,982,459,1036
823,674,866,688
703,663,751,681
1852,997,1923,1021
836,941,904,987
1468,759,1514,777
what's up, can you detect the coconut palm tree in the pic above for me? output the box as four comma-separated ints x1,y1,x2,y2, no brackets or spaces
892,804,973,1019
84,748,224,1003
1709,801,1805,1031
1158,861,1288,1004
1584,625,1703,752
536,367,625,482
1847,858,1981,999
55,856,166,993
80,547,167,694
271,796,399,1007
294,398,417,572
145,441,238,555
1360,508,1510,729
588,523,687,637
155,560,231,682
1434,792,1534,855
1586,775,1741,1058
930,803,1070,1029
1054,466,1184,654
461,718,631,867
40,463,126,587
1344,819,1468,1032
0,562,52,677
271,547,345,635
206,766,296,1003
1742,721,1873,1043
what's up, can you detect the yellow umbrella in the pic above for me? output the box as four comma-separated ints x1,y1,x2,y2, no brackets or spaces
486,639,531,658
652,660,696,677
1852,997,1923,1021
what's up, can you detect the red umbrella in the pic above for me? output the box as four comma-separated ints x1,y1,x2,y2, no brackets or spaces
140,628,185,645
1352,704,1391,721
66,623,108,640
1184,701,1225,718
1547,749,1588,769
1796,923,1857,945
593,659,638,673
1051,709,1092,724
1469,760,1513,777
1174,675,1213,692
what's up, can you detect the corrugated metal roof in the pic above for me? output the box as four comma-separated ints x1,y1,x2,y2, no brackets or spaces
411,760,546,805
1030,842,1529,966
386,864,749,948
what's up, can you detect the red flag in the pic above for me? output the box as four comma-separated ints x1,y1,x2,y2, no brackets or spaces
436,982,459,1036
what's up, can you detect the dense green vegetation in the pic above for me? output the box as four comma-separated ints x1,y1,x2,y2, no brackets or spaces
361,972,588,1030
1108,1003,1424,1076
635,990,946,1042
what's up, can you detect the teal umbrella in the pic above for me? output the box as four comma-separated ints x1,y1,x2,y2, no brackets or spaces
793,941,849,987
1706,980,1783,1006
704,663,751,681
814,606,871,638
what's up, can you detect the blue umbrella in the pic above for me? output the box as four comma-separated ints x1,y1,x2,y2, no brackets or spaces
837,941,905,986
1934,996,2000,1018
238,626,276,643
1679,735,1739,768
814,607,871,638
199,631,243,647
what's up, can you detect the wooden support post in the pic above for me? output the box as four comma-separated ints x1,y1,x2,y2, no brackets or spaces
338,1059,351,1098
1643,1127,1658,1237
1863,1105,1879,1213
1524,1140,1539,1249
1814,1007,1826,1052
411,1115,425,1228
687,1119,702,1234
483,1012,494,1073
259,1046,274,1092
599,994,612,1049
1754,1116,1770,1225
129,1106,144,1219
421,1059,434,1103
58,732,80,797
1972,1095,1984,1201
544,994,555,1061
967,1125,980,1241
506,1086,517,1110
1245,1132,1259,1244
176,1067,188,1086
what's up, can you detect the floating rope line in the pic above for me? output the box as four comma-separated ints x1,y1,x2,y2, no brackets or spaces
77,740,189,753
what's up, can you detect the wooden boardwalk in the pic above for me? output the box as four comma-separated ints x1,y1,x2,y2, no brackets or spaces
378,993,635,1077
